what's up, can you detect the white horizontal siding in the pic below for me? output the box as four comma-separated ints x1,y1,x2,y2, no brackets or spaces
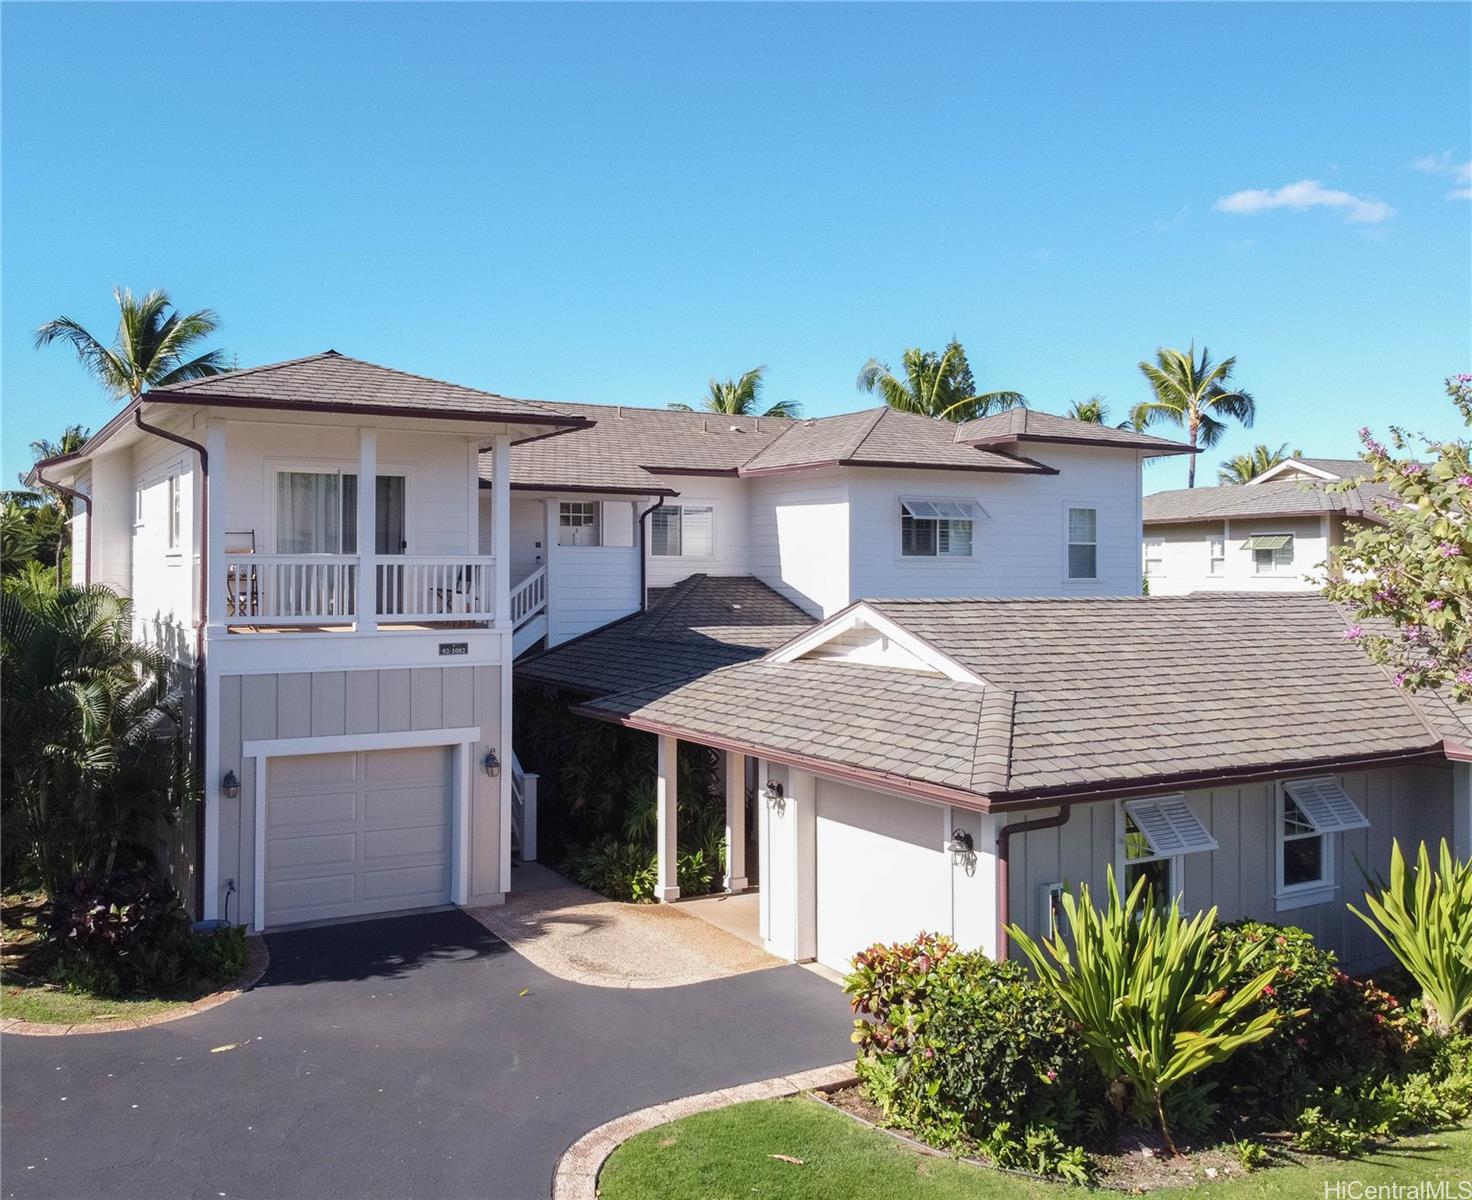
644,477,749,589
746,471,849,617
548,544,640,645
1144,513,1331,595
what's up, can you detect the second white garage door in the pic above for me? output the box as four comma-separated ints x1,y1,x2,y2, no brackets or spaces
815,780,950,972
265,746,452,928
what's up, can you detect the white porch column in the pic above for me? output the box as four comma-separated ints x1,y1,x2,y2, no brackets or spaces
492,433,512,629
655,734,680,901
206,420,228,630
467,439,482,556
724,751,748,892
356,428,377,633
1454,761,1472,863
763,767,816,962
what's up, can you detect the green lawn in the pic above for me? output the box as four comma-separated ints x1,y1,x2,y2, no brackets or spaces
597,1097,1472,1200
0,977,205,1026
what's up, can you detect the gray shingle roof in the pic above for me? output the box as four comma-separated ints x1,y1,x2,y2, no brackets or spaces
1143,480,1394,524
954,409,1195,456
578,593,1460,808
146,351,580,427
515,574,815,698
1265,457,1371,481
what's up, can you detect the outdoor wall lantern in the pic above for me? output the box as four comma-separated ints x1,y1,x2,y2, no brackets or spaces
483,748,501,778
221,770,241,801
948,827,976,869
763,778,785,814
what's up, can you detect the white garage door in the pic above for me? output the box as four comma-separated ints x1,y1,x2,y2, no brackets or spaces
265,746,452,928
815,781,950,972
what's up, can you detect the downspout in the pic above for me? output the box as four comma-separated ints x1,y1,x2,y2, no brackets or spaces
133,408,208,917
636,496,666,612
32,468,91,586
995,805,1071,961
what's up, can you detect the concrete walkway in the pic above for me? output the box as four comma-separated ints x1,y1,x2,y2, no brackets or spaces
470,862,780,988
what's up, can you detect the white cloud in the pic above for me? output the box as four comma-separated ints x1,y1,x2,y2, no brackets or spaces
1411,150,1472,200
1214,179,1395,224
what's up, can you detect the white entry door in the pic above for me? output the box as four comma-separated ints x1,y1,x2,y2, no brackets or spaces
264,746,452,928
814,781,950,972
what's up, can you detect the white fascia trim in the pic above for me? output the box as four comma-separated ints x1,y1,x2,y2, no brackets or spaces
765,601,986,686
1249,459,1340,485
243,726,483,760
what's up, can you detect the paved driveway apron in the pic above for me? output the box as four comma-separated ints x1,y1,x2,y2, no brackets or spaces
2,910,854,1200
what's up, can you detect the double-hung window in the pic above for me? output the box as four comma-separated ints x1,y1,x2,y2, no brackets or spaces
1117,796,1217,904
651,505,714,557
1208,533,1225,576
166,475,181,550
1245,533,1294,575
1143,536,1164,579
558,501,600,547
900,498,974,558
1276,777,1369,907
1067,507,1098,579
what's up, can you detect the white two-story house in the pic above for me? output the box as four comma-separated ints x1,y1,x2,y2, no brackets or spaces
32,351,583,930
1141,456,1391,596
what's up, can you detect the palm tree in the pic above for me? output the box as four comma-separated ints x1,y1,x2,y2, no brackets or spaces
1067,396,1113,424
1217,442,1304,485
21,425,90,582
1131,344,1255,487
668,366,799,418
35,287,228,403
857,339,1025,423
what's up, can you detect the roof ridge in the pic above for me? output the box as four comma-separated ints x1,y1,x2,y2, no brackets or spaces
148,349,341,393
643,573,708,637
840,406,896,461
320,352,525,403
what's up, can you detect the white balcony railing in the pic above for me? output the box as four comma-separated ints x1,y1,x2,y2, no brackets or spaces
223,554,497,626
375,556,496,622
225,554,357,625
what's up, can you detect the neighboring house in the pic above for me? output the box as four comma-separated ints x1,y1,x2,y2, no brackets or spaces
1142,456,1392,596
536,592,1472,974
487,405,1191,649
30,351,586,929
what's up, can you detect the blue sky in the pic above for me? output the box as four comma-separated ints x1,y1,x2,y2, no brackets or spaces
3,2,1468,490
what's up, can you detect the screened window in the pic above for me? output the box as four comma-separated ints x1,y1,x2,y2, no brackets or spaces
1277,777,1369,897
167,475,181,550
1067,507,1097,579
1245,533,1294,575
558,501,600,547
1208,534,1225,575
900,498,974,558
651,505,714,557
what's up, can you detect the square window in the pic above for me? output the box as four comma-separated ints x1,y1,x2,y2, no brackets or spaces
650,505,714,557
900,499,974,558
1283,835,1324,888
559,502,600,547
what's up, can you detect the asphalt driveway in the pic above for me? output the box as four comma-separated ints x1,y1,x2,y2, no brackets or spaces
1,909,854,1200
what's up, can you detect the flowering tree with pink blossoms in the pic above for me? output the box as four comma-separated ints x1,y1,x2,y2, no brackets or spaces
1323,375,1472,702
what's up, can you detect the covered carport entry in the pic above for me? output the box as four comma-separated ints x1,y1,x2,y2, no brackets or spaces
244,727,483,931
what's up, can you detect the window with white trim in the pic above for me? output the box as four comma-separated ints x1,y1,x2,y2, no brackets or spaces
558,501,600,547
134,486,145,526
1245,533,1294,575
1067,507,1098,579
1276,777,1369,900
651,504,714,557
167,475,181,550
1208,533,1225,575
1117,796,1217,904
1143,536,1164,578
900,498,974,558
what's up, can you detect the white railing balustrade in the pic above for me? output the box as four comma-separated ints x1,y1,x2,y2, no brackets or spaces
509,565,548,628
375,556,496,622
224,555,358,625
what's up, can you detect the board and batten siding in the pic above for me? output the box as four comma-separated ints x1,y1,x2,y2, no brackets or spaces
1002,764,1455,972
214,665,504,926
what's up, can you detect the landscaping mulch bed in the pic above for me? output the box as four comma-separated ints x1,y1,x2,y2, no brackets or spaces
817,1085,1276,1192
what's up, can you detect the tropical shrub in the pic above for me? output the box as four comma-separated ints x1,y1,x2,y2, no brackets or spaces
1205,921,1419,1120
569,838,658,902
1350,839,1472,1034
1007,869,1286,1153
846,936,1097,1178
48,868,196,995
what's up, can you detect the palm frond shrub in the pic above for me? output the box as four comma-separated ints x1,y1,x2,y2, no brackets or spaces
1008,868,1287,1154
1349,839,1472,1034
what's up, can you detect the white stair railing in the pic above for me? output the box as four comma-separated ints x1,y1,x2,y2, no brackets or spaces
509,565,548,629
510,750,538,862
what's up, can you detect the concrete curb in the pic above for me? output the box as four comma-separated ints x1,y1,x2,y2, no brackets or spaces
0,934,269,1037
551,1061,856,1200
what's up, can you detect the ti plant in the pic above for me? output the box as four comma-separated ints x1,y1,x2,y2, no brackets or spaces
1007,868,1288,1155
1349,839,1472,1035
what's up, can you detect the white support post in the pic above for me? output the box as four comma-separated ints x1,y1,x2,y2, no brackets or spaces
543,499,559,645
467,439,482,558
656,734,680,901
970,811,1002,960
356,428,377,632
206,420,228,630
788,769,817,962
724,751,748,892
1454,762,1472,864
492,433,512,629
